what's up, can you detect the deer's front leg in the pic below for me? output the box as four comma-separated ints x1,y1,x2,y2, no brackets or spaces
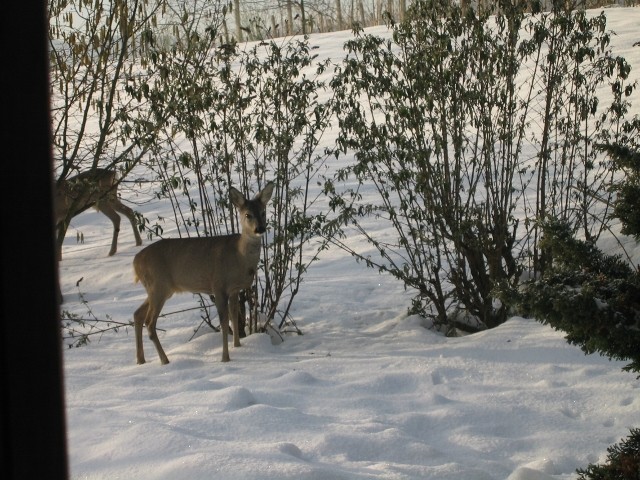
229,294,241,348
215,291,231,362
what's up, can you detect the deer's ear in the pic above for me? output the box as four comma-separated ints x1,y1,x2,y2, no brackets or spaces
229,187,246,209
257,182,275,205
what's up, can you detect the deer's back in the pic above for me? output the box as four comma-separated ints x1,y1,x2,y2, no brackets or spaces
133,235,256,296
55,169,118,222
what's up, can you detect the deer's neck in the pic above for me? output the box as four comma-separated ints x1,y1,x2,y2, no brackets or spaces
238,233,262,264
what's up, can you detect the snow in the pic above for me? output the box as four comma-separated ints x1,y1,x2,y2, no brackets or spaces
59,7,640,480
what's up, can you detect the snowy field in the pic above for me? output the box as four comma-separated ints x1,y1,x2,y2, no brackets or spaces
59,7,640,480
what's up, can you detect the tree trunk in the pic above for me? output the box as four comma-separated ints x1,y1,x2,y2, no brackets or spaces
300,0,307,34
398,0,406,21
234,0,243,41
287,0,294,35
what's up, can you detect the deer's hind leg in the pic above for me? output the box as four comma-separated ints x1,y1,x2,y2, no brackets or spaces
146,295,170,365
134,299,149,364
96,202,122,256
134,294,170,365
113,200,143,247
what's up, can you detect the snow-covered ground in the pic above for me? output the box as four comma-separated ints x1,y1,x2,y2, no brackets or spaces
59,7,640,480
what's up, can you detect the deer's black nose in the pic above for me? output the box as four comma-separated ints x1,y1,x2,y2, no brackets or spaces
255,226,266,234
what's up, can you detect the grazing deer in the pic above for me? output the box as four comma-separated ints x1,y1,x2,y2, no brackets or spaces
133,181,275,365
55,168,142,260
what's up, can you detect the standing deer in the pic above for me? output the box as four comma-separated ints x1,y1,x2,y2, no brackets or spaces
133,181,275,365
55,168,143,260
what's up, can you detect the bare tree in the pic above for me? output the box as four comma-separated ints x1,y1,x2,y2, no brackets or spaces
48,0,167,188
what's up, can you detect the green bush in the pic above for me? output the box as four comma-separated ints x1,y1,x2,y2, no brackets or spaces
597,137,640,241
325,0,633,332
577,428,640,480
508,219,640,374
133,15,333,333
503,139,640,479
